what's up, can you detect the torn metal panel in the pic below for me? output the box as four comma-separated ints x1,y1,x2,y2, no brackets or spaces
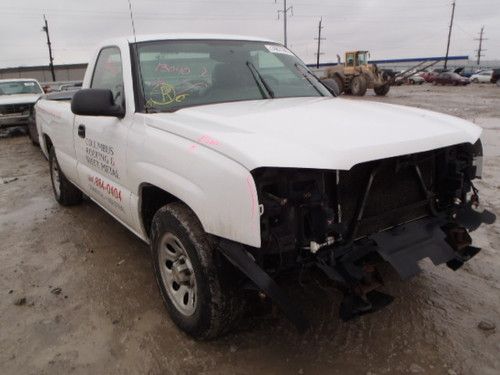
372,218,455,279
217,239,309,332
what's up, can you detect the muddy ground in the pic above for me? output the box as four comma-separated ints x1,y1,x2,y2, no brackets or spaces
1,84,499,375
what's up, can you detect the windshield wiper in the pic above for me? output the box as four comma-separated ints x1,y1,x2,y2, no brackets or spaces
246,61,275,99
294,63,326,96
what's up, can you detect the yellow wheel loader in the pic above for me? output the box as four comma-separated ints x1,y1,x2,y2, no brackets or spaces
324,51,391,96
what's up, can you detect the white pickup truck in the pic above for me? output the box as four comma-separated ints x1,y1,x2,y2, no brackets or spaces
36,34,493,339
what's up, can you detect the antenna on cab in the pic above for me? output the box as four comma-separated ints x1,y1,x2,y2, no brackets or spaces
127,0,138,44
126,0,149,112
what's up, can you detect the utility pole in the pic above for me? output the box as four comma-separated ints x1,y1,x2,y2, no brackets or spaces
314,17,325,68
42,14,56,82
474,26,487,65
276,0,293,47
444,1,456,70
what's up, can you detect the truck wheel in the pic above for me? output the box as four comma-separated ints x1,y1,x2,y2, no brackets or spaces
150,202,243,340
374,84,390,96
49,147,82,206
350,76,367,96
27,113,39,145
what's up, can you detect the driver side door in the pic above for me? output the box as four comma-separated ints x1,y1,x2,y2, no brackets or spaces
74,46,133,225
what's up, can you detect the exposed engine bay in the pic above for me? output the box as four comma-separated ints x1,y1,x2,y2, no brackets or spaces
218,140,495,329
253,141,482,263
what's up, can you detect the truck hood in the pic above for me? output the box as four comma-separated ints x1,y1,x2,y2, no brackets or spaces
0,94,41,106
145,97,482,170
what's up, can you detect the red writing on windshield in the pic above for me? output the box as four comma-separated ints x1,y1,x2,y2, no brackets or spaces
156,63,191,75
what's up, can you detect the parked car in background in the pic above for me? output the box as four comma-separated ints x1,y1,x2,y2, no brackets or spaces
408,73,425,84
421,70,441,83
434,72,470,86
454,66,485,78
394,72,425,86
0,79,44,128
491,69,500,86
40,81,83,93
470,70,493,83
58,82,83,91
421,71,432,82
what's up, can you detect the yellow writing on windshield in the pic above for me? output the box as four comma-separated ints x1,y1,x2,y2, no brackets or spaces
146,82,189,107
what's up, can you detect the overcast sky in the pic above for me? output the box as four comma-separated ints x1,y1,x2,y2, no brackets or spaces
0,0,499,68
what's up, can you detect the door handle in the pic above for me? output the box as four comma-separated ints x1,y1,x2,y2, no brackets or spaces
77,124,86,138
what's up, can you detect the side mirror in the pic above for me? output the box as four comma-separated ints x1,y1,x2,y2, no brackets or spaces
321,78,341,96
71,89,125,118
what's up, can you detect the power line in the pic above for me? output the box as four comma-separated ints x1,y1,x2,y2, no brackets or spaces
276,0,293,47
314,17,325,68
474,26,487,65
42,14,56,82
444,0,456,70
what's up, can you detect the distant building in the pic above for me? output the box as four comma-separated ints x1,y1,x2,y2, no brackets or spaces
0,63,87,83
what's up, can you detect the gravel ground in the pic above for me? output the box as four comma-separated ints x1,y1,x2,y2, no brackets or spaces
0,84,499,375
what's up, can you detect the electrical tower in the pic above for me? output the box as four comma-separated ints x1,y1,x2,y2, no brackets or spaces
276,0,293,47
444,0,456,70
42,15,56,82
314,18,325,68
474,26,487,65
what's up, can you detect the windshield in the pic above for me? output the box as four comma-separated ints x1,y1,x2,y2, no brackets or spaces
357,52,368,65
135,40,331,112
0,80,42,96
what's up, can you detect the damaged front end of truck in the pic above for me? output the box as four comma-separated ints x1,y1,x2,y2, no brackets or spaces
218,140,495,331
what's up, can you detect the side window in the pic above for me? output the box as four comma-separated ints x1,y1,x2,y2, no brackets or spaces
346,53,355,67
91,47,124,105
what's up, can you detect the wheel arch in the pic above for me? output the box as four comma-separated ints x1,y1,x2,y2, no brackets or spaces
138,182,189,238
41,133,53,159
133,159,261,248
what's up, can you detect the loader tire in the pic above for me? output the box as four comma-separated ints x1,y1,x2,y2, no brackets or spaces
321,78,341,96
332,75,344,94
374,84,390,96
350,76,367,96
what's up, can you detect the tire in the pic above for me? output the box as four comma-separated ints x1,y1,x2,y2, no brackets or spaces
321,78,341,96
349,75,367,96
27,116,39,146
49,147,82,206
409,79,415,85
374,83,390,96
472,78,479,83
150,202,243,340
332,75,344,94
